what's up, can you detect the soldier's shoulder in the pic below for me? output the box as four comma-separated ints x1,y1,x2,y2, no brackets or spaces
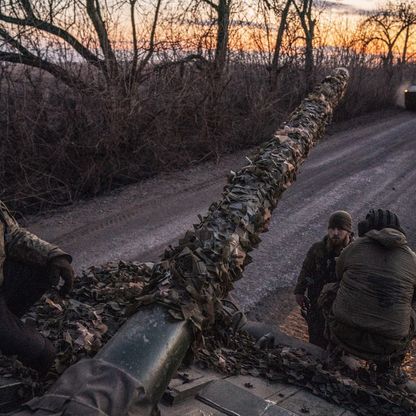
307,239,327,257
310,238,327,251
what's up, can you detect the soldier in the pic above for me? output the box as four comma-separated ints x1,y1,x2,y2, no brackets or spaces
327,209,416,380
294,210,353,349
0,202,74,374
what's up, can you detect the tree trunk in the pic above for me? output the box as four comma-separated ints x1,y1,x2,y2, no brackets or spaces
270,0,292,89
402,25,410,64
304,32,314,91
214,0,230,76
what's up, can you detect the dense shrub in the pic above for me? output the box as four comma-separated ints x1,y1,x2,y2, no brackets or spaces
0,60,414,214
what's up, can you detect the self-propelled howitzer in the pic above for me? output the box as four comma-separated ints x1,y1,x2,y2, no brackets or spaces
10,68,349,416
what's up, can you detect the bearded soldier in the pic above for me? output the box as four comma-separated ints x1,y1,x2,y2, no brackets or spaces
0,202,74,374
294,210,353,348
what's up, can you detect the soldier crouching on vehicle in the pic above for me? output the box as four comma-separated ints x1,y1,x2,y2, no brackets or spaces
0,202,74,374
294,210,353,349
327,209,416,382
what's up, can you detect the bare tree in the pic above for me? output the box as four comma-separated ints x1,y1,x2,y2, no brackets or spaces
0,0,168,91
0,1,111,87
291,0,316,91
397,1,416,64
263,0,293,88
360,1,416,68
195,0,232,75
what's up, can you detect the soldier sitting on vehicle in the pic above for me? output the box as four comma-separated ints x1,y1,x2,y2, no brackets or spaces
294,210,353,349
326,209,416,380
0,201,74,374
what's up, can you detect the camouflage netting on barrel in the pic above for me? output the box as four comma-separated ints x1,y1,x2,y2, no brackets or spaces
133,68,350,333
195,331,416,416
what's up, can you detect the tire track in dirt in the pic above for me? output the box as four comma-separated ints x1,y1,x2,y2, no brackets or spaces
50,179,227,271
51,175,226,247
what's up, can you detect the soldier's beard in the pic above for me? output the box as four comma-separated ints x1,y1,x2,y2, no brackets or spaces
328,236,348,249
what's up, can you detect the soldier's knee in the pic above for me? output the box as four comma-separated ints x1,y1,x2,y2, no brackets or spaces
29,337,56,376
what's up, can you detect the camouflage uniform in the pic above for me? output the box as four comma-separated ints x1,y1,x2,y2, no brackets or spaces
0,202,71,373
294,236,342,349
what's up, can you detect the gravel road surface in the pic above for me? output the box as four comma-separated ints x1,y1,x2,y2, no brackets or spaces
26,109,416,318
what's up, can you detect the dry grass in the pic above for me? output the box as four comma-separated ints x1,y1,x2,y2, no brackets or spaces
1,60,414,214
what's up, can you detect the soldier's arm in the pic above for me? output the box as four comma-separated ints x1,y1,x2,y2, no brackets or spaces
294,245,316,295
411,250,416,308
1,204,70,266
335,247,347,281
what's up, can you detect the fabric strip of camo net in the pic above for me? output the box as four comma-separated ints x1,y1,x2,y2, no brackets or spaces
3,261,416,416
136,68,349,332
9,68,416,415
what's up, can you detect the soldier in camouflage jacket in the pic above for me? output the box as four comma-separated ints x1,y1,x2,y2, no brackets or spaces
294,211,353,349
0,202,74,374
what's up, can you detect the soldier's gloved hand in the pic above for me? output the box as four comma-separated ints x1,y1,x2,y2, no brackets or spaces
295,294,305,308
255,332,275,349
47,256,75,296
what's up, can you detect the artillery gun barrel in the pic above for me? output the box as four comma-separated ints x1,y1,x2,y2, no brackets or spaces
10,68,349,416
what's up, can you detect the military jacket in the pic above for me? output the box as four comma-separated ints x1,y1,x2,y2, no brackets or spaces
0,202,69,286
333,228,416,340
294,236,342,305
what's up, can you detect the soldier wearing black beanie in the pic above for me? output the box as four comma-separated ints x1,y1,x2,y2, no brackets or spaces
294,210,353,348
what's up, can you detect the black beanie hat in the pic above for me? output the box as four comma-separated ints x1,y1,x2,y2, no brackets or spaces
328,210,352,233
358,209,405,236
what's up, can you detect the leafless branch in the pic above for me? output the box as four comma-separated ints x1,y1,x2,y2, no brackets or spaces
86,0,118,78
201,0,218,11
0,11,104,69
129,0,138,84
136,0,162,79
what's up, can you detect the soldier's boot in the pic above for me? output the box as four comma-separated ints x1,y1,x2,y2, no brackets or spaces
324,342,343,369
306,309,328,349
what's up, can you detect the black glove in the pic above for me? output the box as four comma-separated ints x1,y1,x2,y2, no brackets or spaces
255,332,275,349
47,256,75,296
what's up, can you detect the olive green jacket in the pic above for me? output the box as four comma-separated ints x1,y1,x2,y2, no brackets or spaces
294,236,343,305
328,228,416,361
0,202,69,286
333,228,416,339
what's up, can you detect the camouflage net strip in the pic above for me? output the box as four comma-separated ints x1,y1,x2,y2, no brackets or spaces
195,331,416,416
2,261,416,415
0,261,154,399
4,261,416,416
135,68,350,332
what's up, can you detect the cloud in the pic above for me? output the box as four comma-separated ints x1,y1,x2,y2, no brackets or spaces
186,19,269,30
318,0,370,16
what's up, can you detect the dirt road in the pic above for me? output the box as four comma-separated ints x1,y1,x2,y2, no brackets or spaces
27,109,416,319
